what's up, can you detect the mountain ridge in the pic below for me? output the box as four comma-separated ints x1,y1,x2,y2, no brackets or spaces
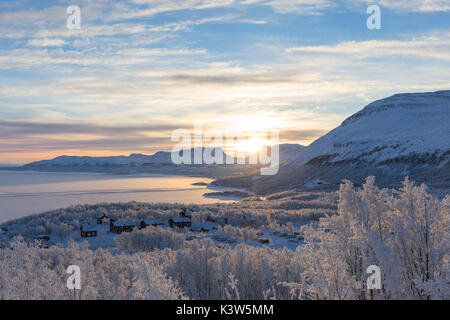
216,90,450,195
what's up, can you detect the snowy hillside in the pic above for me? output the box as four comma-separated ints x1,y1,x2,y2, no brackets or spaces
291,90,450,166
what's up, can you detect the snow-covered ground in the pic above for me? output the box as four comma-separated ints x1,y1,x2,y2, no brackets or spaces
0,189,329,251
1,178,447,300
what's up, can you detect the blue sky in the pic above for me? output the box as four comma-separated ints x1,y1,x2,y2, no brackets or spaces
1,0,450,163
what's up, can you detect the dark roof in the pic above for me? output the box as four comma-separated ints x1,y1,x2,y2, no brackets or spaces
141,219,165,225
112,221,135,227
81,224,97,232
171,217,191,223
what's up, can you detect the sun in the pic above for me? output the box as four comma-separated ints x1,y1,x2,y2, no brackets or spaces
235,138,266,155
220,115,282,156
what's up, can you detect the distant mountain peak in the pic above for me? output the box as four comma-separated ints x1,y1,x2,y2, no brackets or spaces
343,90,450,126
286,89,450,167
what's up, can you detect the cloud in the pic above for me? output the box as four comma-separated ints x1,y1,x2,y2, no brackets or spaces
104,0,235,21
264,0,336,14
287,35,450,61
348,0,450,12
0,137,170,152
0,120,184,158
167,73,298,85
0,121,184,138
28,38,67,47
0,46,208,70
279,129,328,141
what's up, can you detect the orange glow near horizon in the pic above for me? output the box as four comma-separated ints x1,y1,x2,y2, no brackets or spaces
0,114,324,164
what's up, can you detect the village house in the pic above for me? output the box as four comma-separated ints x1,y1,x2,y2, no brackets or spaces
110,221,135,234
139,219,165,229
80,225,97,238
62,220,73,227
96,214,110,224
169,217,192,229
207,215,229,225
37,235,50,242
179,207,192,218
36,235,51,248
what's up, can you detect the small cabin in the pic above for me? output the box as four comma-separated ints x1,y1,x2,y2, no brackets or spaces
80,225,97,238
37,235,50,242
62,220,73,227
96,214,110,224
110,221,135,234
139,220,165,229
169,217,192,229
257,238,270,244
36,235,51,247
179,208,192,219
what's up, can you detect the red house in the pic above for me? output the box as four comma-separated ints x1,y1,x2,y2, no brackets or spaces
80,225,97,238
169,217,192,229
110,221,135,234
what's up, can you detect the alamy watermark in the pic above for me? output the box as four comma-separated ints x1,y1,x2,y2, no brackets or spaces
67,5,81,30
367,5,381,30
66,265,81,290
171,123,280,175
367,265,382,290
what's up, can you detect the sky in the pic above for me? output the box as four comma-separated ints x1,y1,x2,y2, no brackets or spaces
0,0,450,164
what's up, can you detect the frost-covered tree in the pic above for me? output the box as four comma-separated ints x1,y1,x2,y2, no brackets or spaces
126,255,187,300
296,177,449,300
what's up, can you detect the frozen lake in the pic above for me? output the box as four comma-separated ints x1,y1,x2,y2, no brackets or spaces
0,170,238,223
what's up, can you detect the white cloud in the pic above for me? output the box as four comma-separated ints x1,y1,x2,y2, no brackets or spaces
287,35,450,61
106,0,235,21
28,38,66,47
264,0,336,14
348,0,450,12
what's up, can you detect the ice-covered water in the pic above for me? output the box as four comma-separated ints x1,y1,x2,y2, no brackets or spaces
0,171,236,223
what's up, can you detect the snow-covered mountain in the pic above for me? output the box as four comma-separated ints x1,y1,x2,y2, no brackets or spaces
24,152,173,168
24,144,305,169
289,90,450,167
25,148,238,168
217,90,450,194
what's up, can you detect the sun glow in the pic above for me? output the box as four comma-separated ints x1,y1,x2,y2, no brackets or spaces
215,115,283,156
227,115,278,133
235,138,267,155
